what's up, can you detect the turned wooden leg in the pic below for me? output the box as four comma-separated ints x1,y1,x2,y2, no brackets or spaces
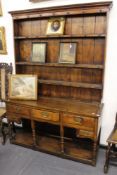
92,141,97,166
1,122,6,145
31,120,36,147
104,143,111,173
8,121,14,141
12,122,16,133
60,114,64,153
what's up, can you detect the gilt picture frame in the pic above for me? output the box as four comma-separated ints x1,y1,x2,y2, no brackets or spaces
31,42,47,63
58,42,77,64
46,18,65,35
0,0,2,16
0,27,7,54
9,75,38,100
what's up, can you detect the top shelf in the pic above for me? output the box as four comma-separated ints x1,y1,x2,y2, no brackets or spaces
14,34,106,40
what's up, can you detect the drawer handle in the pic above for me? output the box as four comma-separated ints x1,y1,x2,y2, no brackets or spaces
74,117,83,124
41,111,49,118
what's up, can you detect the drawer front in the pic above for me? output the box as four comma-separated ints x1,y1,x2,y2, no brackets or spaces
7,104,30,116
7,113,22,123
77,130,94,138
31,109,59,122
62,114,95,131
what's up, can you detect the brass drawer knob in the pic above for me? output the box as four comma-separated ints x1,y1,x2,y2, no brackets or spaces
74,116,83,124
41,111,49,118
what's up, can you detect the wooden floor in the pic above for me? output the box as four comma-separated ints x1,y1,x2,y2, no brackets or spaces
0,142,116,175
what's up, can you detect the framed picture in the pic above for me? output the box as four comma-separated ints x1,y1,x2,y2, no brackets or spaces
31,42,47,63
46,18,65,35
0,0,2,16
9,75,38,100
58,42,77,64
0,27,7,54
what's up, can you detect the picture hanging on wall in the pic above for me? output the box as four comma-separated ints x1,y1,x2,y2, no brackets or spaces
0,27,7,54
46,18,65,35
0,0,2,16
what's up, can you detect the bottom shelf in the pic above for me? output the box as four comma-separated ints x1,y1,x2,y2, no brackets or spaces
11,129,33,148
64,139,93,163
36,135,61,154
11,128,94,165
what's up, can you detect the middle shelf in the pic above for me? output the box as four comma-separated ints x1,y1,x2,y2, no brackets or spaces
38,79,102,89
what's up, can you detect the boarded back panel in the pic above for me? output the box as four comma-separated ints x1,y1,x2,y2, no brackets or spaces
82,39,95,64
95,15,106,34
83,16,95,35
18,20,31,36
94,39,105,64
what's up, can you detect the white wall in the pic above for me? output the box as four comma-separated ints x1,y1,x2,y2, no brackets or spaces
0,0,117,145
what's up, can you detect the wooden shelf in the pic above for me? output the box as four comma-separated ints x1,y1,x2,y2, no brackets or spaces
14,34,106,40
11,130,33,147
16,62,104,69
38,79,102,89
64,139,93,163
36,135,61,154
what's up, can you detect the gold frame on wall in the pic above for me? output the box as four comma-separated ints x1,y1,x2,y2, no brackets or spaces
46,18,65,35
9,75,38,100
0,27,7,54
0,0,2,16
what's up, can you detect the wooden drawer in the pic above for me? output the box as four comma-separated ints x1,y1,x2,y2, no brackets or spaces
31,109,59,122
7,113,22,123
77,130,94,138
62,114,95,131
7,104,30,116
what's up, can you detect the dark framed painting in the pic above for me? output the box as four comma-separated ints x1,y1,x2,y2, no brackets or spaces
58,42,77,64
0,27,7,54
46,18,65,35
31,42,47,63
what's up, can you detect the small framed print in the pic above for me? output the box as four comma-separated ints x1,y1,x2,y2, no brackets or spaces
31,42,47,63
9,75,38,100
59,42,77,64
0,27,7,54
46,18,65,35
